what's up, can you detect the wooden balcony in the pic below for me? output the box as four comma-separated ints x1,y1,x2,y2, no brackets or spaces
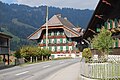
39,42,75,47
42,35,66,39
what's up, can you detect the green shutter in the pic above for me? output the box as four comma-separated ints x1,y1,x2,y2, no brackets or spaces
114,19,118,28
104,22,108,29
115,39,119,47
66,46,69,50
54,38,57,43
96,28,100,32
60,38,63,43
60,46,63,51
55,46,57,51
49,39,51,44
66,39,68,43
110,20,113,29
43,39,46,44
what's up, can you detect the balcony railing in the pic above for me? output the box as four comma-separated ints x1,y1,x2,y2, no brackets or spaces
39,42,75,47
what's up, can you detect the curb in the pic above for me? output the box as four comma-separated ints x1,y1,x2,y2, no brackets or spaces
79,74,97,80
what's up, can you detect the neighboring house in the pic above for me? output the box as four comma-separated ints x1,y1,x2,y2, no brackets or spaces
0,32,12,65
28,14,84,58
83,0,120,55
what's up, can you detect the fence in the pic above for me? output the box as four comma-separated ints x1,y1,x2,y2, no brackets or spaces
80,55,120,80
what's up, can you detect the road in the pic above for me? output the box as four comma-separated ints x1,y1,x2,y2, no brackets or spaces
0,58,80,80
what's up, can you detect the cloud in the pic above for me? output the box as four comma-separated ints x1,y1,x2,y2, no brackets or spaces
0,0,17,4
17,0,99,9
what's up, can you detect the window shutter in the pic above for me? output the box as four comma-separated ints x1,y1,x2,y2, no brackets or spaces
114,19,118,28
96,28,100,32
104,22,108,29
115,39,119,47
60,46,63,51
60,38,63,43
110,20,113,29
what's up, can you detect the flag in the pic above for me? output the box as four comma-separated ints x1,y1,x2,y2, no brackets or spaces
102,0,111,6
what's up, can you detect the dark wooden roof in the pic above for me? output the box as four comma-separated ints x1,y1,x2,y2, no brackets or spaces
0,32,12,39
83,0,120,39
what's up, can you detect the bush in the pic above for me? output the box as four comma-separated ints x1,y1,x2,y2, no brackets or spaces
82,48,92,62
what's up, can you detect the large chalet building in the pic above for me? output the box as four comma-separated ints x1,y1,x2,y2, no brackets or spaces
83,0,120,55
28,14,84,58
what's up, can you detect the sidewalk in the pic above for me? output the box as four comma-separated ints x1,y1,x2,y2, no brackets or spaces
44,62,80,80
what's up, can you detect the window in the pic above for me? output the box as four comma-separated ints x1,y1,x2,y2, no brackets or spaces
63,38,66,43
51,32,54,36
41,40,43,44
63,46,66,51
57,39,60,43
69,46,72,51
57,46,60,51
57,31,60,35
52,46,55,52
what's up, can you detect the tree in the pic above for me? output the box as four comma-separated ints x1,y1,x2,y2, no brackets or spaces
91,27,114,58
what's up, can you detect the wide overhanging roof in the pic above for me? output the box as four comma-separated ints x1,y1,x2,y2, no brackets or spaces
28,14,82,40
83,0,120,39
0,32,12,39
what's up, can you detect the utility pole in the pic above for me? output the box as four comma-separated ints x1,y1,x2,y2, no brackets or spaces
46,6,48,49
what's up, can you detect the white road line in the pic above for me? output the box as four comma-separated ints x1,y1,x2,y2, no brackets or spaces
59,61,64,64
43,65,51,68
15,71,29,76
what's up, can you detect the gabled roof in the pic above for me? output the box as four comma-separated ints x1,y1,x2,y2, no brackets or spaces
28,14,82,40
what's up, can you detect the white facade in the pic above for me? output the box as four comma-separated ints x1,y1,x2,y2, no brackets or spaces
51,53,76,58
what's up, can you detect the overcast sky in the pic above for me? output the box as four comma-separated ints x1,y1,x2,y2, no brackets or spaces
0,0,99,10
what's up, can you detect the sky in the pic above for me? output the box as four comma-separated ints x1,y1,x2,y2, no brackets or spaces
0,0,99,10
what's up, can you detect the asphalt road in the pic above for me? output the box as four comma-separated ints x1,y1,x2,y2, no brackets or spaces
0,58,80,80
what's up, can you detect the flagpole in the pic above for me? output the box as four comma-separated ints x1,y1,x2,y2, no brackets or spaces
46,6,48,49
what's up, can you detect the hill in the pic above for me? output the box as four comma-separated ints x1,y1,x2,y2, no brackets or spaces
0,1,94,51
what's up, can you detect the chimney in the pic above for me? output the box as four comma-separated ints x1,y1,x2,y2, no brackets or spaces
64,17,67,20
57,14,61,18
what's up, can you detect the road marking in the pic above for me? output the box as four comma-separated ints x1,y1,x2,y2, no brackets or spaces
59,61,64,64
43,65,51,68
15,71,29,76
